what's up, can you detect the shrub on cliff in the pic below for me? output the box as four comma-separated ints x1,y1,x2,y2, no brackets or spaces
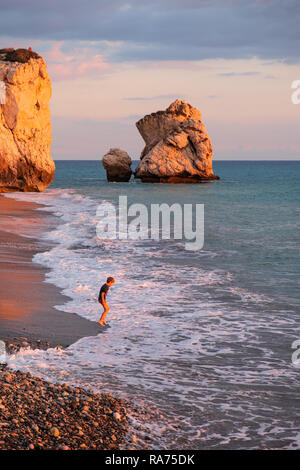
0,48,40,63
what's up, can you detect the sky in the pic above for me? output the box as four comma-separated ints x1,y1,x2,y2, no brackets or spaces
0,0,300,160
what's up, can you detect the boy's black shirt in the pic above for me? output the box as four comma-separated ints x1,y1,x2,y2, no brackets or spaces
98,283,109,302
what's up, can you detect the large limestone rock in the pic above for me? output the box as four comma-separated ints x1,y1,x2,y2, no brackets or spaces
135,100,219,183
0,48,55,192
102,148,132,182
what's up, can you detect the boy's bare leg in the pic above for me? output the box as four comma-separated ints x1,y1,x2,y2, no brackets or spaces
98,305,110,326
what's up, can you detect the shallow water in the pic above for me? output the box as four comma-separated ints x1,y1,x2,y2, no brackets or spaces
6,161,300,449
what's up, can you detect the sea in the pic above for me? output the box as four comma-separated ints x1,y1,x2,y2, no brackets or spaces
5,160,300,449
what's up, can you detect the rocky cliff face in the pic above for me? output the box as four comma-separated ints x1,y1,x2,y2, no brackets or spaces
0,48,55,192
135,100,219,183
102,148,132,182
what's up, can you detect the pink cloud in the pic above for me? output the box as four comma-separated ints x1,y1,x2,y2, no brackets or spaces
44,42,109,80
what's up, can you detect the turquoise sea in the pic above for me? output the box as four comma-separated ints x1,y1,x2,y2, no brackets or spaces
7,160,300,449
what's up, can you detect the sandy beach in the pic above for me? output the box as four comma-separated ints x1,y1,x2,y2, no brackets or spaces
0,194,101,352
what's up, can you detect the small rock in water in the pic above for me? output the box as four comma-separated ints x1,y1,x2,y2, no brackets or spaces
102,148,132,182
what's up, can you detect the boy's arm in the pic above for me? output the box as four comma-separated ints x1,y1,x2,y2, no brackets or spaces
100,292,107,305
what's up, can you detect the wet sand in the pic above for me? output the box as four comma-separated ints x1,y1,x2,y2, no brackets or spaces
0,194,101,352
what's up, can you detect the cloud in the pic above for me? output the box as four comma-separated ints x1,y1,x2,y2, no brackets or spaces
264,74,277,79
123,94,183,101
218,71,260,76
44,42,109,80
120,113,142,121
0,1,300,62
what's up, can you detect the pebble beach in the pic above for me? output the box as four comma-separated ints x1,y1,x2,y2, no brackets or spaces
0,363,129,450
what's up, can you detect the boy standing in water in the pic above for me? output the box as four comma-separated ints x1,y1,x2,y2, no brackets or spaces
98,277,115,326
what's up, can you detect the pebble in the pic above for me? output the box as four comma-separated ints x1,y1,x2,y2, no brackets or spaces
113,412,121,421
50,427,60,437
4,373,13,383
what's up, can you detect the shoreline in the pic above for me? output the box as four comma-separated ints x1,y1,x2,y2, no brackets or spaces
0,194,102,353
0,193,133,450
